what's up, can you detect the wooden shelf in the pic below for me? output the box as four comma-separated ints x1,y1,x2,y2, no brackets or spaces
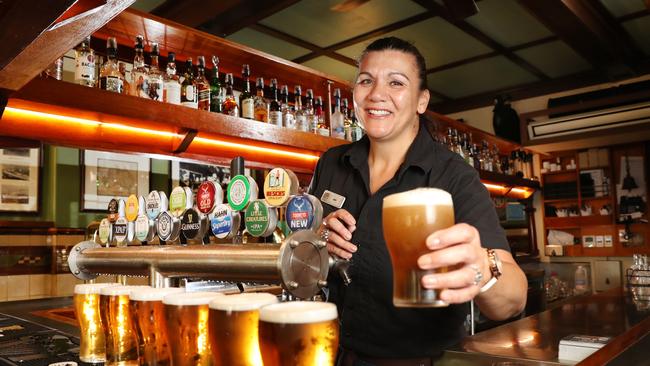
541,169,576,176
543,198,579,203
544,215,613,227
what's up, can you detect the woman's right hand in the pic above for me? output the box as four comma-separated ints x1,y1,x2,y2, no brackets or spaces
320,209,357,259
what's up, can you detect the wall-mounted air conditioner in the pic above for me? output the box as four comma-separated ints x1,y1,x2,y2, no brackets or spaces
528,101,650,140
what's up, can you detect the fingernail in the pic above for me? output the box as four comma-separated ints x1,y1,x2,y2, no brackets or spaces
350,245,357,253
427,238,440,249
345,233,352,240
417,256,430,268
424,276,437,286
350,225,356,232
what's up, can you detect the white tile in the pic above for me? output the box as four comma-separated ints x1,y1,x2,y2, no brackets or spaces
7,275,29,301
0,276,8,302
29,274,51,297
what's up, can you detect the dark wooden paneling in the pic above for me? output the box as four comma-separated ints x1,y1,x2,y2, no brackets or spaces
151,0,240,29
200,0,300,37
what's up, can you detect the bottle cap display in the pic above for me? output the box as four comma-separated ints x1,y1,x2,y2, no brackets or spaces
210,203,239,239
263,168,299,207
227,175,258,211
244,199,278,237
146,190,163,220
98,218,111,245
169,186,187,217
197,180,222,214
107,198,119,222
181,207,207,241
125,194,139,222
157,211,180,242
285,194,323,232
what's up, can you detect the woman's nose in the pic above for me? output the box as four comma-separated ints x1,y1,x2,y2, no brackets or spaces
368,81,387,102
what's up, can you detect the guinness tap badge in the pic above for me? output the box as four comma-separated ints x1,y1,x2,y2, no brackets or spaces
244,199,278,237
181,207,207,241
210,203,240,239
263,168,299,207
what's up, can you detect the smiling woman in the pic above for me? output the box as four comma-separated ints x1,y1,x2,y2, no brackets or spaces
308,37,528,365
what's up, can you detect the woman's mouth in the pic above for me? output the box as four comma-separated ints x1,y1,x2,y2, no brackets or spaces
366,109,392,117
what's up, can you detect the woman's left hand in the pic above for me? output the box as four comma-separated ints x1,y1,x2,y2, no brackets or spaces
417,223,490,304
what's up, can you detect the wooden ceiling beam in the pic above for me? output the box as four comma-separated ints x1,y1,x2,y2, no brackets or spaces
150,0,240,29
199,0,300,37
250,24,357,67
517,0,643,76
618,10,649,22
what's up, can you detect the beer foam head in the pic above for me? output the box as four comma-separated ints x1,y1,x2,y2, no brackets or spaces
100,285,151,296
383,188,452,208
74,283,120,295
129,287,185,301
162,291,223,306
259,301,337,324
209,293,278,312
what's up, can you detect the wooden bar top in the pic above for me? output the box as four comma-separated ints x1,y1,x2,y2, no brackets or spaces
439,288,650,365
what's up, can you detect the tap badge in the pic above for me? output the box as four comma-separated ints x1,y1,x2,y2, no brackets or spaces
227,175,251,211
146,191,162,220
263,168,293,207
245,200,271,237
169,186,187,217
197,181,216,214
211,203,234,239
157,212,172,240
286,195,314,232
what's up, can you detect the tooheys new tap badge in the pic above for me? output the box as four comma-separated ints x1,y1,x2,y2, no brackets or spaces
286,195,314,231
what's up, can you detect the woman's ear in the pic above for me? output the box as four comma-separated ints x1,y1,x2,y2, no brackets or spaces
417,89,430,114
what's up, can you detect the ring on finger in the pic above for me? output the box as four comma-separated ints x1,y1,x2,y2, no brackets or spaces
321,228,330,242
470,264,483,287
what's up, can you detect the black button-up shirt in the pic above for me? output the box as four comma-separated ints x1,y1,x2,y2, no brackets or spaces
309,122,509,358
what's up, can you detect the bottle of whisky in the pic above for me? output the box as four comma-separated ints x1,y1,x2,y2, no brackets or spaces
195,56,210,110
163,52,181,105
315,96,329,136
268,79,282,126
222,73,239,117
147,43,163,101
281,85,295,129
74,36,95,87
209,56,223,113
240,64,254,119
99,37,124,94
349,109,363,142
342,98,352,141
118,62,129,95
305,89,316,133
253,77,268,122
181,58,198,109
330,88,345,139
131,35,149,98
294,86,308,132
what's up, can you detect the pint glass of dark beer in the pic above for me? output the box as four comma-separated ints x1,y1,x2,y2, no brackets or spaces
382,188,455,307
100,285,148,366
208,293,278,366
129,287,184,366
163,291,223,366
74,283,118,363
258,301,339,366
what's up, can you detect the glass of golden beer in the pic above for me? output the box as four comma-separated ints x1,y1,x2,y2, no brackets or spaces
208,293,278,366
382,188,455,307
163,291,223,366
258,301,339,366
129,287,184,366
100,285,149,366
74,283,119,363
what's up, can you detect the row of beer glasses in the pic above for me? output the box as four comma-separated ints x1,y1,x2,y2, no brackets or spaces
74,284,339,366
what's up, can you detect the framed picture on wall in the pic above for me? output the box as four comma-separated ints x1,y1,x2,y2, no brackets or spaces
171,160,246,193
0,147,40,213
81,150,150,211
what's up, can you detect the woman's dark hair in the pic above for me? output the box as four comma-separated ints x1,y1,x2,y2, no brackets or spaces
359,37,428,91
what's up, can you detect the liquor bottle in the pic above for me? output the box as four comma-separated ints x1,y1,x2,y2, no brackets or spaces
471,144,481,170
147,43,163,101
99,37,124,94
268,79,282,126
315,96,329,136
74,36,96,87
118,62,129,95
349,109,363,142
131,35,149,98
181,58,198,109
163,52,181,105
342,98,352,141
222,73,239,117
253,77,268,122
281,85,295,129
209,56,223,113
330,89,345,139
305,89,316,133
294,86,308,132
240,64,254,119
195,56,210,110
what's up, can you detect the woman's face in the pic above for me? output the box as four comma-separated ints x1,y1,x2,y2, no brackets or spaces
353,50,430,141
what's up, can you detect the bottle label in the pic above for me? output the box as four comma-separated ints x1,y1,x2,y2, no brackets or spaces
269,111,282,126
198,87,210,104
318,127,330,137
148,79,163,101
210,88,223,112
133,70,149,98
101,76,123,94
351,126,363,142
74,53,95,84
242,99,254,119
284,113,296,129
164,81,181,105
310,117,319,133
183,85,196,102
296,115,308,131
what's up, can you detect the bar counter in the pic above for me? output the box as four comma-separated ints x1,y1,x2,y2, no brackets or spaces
0,289,648,365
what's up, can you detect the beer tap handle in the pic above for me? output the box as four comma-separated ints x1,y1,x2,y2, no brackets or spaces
329,254,352,286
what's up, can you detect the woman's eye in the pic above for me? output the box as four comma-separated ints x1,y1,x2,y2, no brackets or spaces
357,78,372,85
390,80,404,86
